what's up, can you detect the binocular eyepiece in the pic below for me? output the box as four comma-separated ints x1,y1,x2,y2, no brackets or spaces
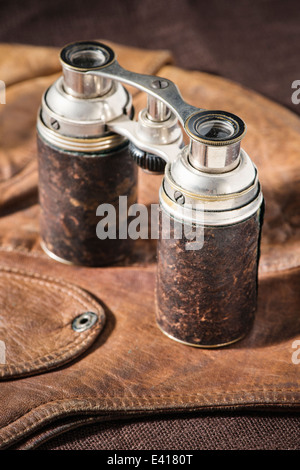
60,41,115,98
37,41,264,348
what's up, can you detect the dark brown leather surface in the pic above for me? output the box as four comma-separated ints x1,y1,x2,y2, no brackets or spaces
37,136,138,266
0,42,299,450
157,212,262,346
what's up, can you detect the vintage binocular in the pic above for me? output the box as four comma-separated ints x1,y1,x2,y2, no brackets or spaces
37,41,264,348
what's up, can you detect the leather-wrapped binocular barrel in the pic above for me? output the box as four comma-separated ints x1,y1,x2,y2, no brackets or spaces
37,41,264,348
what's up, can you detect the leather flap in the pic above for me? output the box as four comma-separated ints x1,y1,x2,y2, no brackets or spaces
0,266,105,379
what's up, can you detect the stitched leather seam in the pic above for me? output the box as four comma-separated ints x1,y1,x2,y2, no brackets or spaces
0,391,299,446
0,246,49,260
0,273,98,312
0,268,104,377
0,266,102,308
0,333,97,377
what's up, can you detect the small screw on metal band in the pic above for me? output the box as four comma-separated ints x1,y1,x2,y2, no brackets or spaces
151,79,169,90
174,191,185,205
50,119,60,130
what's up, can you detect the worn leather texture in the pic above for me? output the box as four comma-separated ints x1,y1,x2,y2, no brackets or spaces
0,42,299,450
0,266,105,380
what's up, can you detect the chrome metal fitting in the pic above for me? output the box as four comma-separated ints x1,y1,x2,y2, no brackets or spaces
51,41,263,228
160,113,261,226
60,41,115,98
160,146,262,226
37,41,132,153
147,94,171,122
185,110,246,173
38,40,263,228
137,108,181,146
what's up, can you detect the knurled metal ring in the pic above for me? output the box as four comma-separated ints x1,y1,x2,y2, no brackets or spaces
60,41,116,71
184,110,246,146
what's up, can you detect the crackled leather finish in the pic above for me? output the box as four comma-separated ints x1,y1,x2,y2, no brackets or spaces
156,211,262,347
0,266,105,379
0,42,299,449
38,137,137,266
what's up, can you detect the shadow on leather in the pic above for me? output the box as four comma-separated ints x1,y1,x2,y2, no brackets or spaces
234,267,300,348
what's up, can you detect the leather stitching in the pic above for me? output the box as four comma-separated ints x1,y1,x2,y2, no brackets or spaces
0,267,105,378
1,392,299,447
